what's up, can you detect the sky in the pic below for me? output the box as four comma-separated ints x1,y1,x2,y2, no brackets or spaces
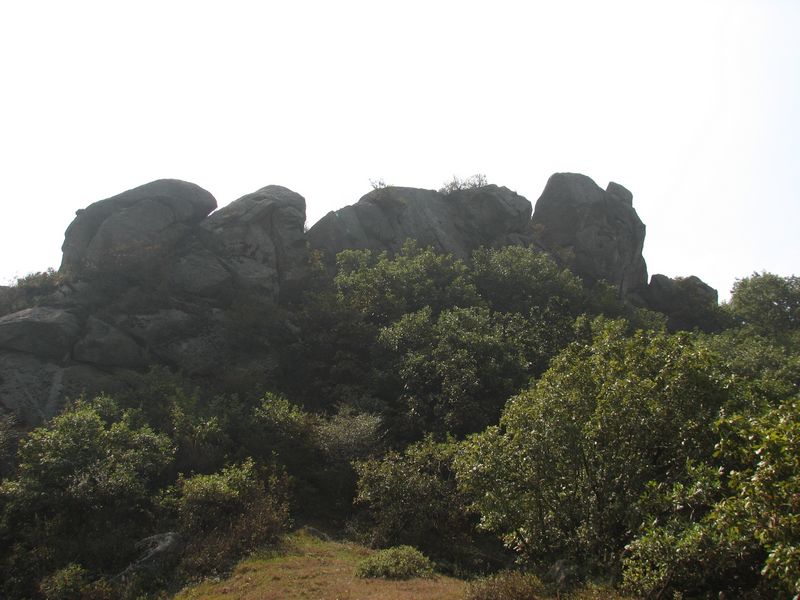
0,1,798,300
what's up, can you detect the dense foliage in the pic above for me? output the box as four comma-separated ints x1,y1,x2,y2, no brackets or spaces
0,249,797,598
455,319,729,566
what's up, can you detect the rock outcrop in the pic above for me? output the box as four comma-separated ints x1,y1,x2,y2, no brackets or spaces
199,185,308,295
60,179,217,277
530,173,647,297
0,307,81,359
0,173,717,425
307,185,533,261
644,274,721,331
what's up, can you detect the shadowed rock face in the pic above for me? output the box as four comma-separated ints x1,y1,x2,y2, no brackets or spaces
644,274,721,332
1,181,311,425
531,173,647,297
307,185,533,261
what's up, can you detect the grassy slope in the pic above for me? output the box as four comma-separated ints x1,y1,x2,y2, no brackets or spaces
174,529,631,600
174,530,466,600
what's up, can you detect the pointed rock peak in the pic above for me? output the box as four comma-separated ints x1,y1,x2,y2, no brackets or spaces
606,181,633,205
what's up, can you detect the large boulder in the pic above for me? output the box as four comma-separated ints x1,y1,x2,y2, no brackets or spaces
307,185,533,261
60,179,217,276
531,173,647,297
0,307,80,359
199,186,308,296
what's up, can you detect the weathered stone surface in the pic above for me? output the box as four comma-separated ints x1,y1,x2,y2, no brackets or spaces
117,309,196,348
531,173,647,297
154,330,229,375
60,364,136,404
73,317,146,367
0,350,137,426
169,250,233,296
202,186,307,294
0,307,80,359
0,352,64,424
114,532,181,586
116,309,228,374
644,274,720,331
308,185,532,261
60,179,217,276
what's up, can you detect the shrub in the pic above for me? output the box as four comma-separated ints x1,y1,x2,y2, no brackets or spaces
439,174,488,194
335,240,481,325
727,271,800,339
0,412,18,478
464,570,546,600
355,546,434,579
314,406,384,463
379,306,542,436
39,563,89,600
623,398,800,598
1,267,65,315
177,458,290,575
354,437,476,562
455,318,730,566
0,397,174,597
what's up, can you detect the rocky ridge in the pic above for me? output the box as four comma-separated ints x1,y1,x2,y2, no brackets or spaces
0,173,715,425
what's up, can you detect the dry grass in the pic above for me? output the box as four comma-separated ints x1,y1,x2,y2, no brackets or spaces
174,530,466,600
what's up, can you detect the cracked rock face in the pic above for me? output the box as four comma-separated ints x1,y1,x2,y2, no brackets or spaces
198,185,308,295
60,179,217,276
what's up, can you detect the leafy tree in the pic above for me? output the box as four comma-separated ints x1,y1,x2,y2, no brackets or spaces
0,397,174,597
455,318,729,567
470,245,583,317
698,327,800,413
727,272,800,340
379,306,542,437
335,240,481,325
277,285,390,412
623,397,800,598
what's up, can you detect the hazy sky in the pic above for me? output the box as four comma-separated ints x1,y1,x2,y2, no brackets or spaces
1,1,798,300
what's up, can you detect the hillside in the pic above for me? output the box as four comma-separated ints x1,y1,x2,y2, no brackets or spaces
0,173,796,599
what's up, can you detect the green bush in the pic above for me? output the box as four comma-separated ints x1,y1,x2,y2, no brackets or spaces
464,570,546,600
335,240,481,325
314,406,384,463
623,398,800,598
1,267,65,315
0,397,174,597
379,306,544,436
726,272,800,340
470,245,583,317
39,563,89,600
355,546,434,579
455,318,729,566
354,437,476,562
177,458,290,575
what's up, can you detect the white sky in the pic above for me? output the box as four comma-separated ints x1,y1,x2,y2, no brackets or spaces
1,0,798,300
